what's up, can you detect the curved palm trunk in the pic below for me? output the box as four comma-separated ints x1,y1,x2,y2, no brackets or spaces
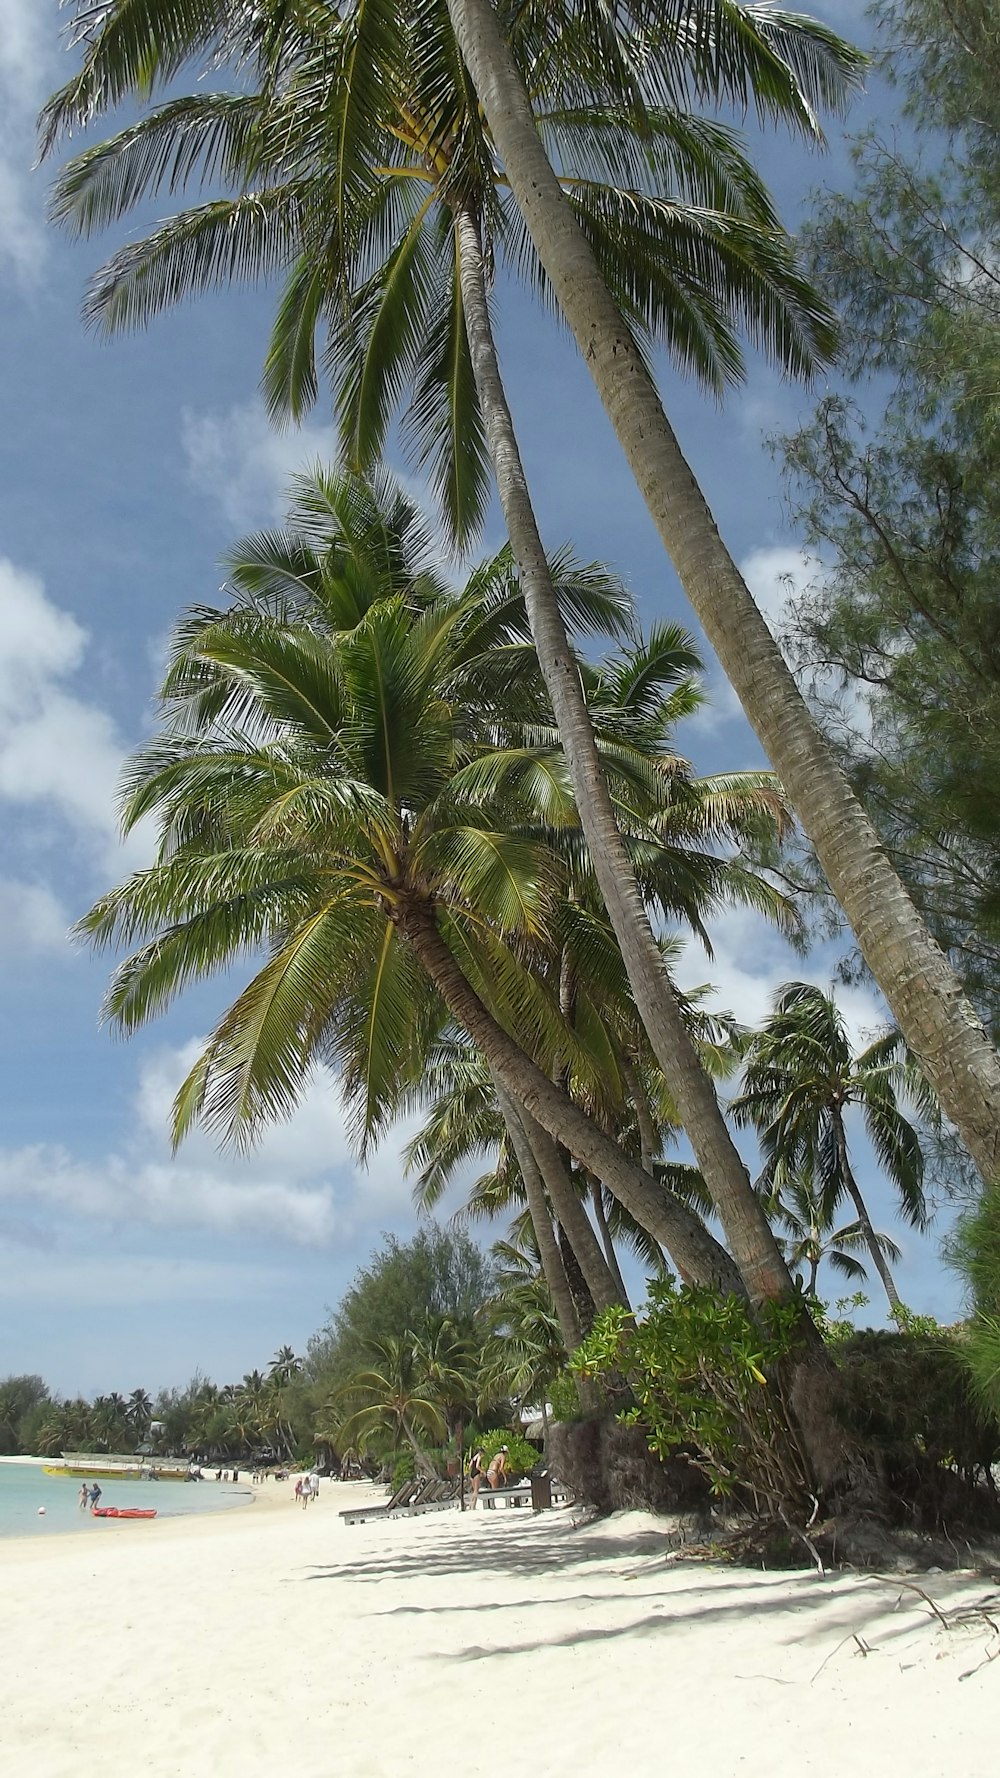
617,1047,659,1180
833,1115,904,1314
452,200,793,1309
493,1077,584,1353
444,0,1000,1192
393,895,744,1294
399,1414,437,1479
588,1175,631,1305
524,1113,623,1312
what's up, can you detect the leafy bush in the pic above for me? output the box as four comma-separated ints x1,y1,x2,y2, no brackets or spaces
835,1326,1000,1490
947,1178,1000,1423
573,1280,811,1514
548,1370,582,1423
476,1430,541,1481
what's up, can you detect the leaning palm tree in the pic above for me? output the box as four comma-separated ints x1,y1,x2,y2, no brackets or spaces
77,467,740,1290
732,983,930,1313
41,0,842,1306
440,0,1000,1186
765,1168,902,1298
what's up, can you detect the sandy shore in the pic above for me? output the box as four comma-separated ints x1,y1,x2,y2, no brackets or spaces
1,1483,997,1776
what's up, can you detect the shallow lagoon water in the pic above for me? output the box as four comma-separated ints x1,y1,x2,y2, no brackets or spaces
0,1461,251,1537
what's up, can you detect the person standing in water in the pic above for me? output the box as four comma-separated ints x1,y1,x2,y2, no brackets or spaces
78,1483,89,1511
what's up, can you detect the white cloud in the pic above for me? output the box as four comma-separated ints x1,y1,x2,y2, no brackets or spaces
675,902,887,1049
0,0,57,287
181,401,337,530
0,1244,299,1309
0,877,70,953
0,1037,421,1249
0,556,154,876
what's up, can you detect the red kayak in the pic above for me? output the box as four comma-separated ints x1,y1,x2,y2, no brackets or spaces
91,1506,157,1519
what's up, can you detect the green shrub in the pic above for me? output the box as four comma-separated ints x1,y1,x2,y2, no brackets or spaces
947,1178,1000,1423
834,1326,1000,1488
573,1280,810,1513
548,1370,582,1423
476,1429,541,1481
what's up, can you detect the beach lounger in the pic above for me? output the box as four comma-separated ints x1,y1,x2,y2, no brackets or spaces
338,1476,422,1526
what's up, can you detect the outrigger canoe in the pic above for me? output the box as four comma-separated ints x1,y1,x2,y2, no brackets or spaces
91,1506,157,1519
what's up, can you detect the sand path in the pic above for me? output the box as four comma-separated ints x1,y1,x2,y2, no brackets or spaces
1,1485,997,1775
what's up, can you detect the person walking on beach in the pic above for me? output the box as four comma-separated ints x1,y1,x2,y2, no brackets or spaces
486,1447,509,1493
468,1449,486,1508
78,1483,89,1511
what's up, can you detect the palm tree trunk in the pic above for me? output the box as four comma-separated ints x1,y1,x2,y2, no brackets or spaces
400,1415,437,1479
444,0,1000,1193
452,199,793,1310
617,1047,659,1179
493,1078,583,1353
393,893,745,1295
588,1175,631,1305
524,1114,623,1312
833,1116,904,1314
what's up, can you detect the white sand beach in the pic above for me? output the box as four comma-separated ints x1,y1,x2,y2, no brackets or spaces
1,1483,996,1777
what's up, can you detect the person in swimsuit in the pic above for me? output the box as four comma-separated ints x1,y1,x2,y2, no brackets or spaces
486,1447,509,1492
468,1449,485,1508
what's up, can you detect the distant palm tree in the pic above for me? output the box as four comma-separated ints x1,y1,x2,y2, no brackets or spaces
765,1169,902,1298
331,1337,448,1475
478,1236,567,1423
732,984,931,1313
126,1388,153,1434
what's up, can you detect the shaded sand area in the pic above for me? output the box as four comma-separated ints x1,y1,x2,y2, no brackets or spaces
2,1482,997,1776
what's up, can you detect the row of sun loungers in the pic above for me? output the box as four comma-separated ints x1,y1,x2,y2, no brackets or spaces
339,1475,461,1526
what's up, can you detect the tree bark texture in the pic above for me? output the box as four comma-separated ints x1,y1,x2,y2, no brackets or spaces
452,198,793,1306
523,1113,624,1311
444,0,1000,1190
393,895,745,1294
492,1076,584,1352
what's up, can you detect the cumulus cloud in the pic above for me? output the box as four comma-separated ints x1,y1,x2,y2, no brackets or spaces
0,0,57,287
0,877,70,954
0,556,153,877
0,1038,421,1249
181,401,337,530
674,901,887,1049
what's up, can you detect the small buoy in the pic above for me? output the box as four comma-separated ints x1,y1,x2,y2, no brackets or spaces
37,1506,46,1516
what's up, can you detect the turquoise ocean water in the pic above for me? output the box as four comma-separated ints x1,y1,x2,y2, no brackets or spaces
0,1463,252,1539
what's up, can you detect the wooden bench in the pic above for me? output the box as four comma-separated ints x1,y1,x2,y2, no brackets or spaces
480,1480,573,1511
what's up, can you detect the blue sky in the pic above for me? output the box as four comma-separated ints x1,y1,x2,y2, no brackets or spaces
0,0,962,1400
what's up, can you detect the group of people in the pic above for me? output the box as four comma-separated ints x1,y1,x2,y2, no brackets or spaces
467,1446,509,1507
78,1482,102,1510
293,1473,321,1508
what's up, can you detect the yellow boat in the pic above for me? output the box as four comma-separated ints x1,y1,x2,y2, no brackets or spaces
43,1452,194,1482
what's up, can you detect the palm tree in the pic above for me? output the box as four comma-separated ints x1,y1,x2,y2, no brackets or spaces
77,468,741,1291
440,0,1000,1187
478,1236,568,1426
765,1168,902,1298
41,0,838,1306
330,1336,449,1474
126,1388,153,1436
410,1315,480,1440
732,983,930,1313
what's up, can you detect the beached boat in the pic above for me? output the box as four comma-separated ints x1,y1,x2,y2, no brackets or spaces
44,1453,194,1482
91,1506,158,1520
